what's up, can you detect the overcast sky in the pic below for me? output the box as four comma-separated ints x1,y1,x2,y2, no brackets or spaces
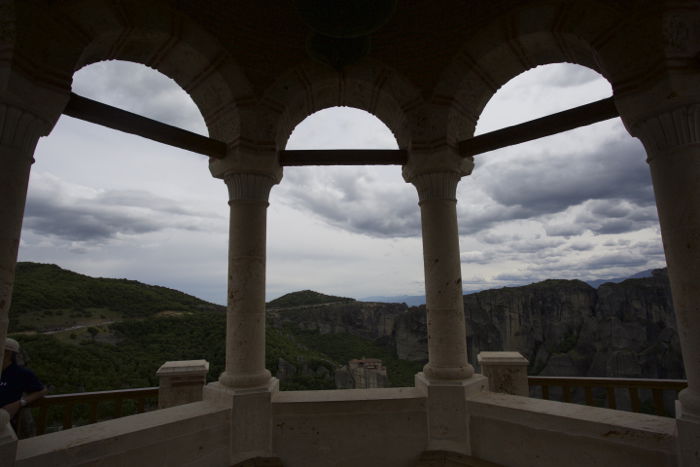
18,61,666,304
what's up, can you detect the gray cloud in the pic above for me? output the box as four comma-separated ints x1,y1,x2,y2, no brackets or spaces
537,65,603,88
568,241,595,251
275,167,421,238
460,250,496,264
580,253,650,270
73,61,206,134
481,138,652,214
23,175,218,243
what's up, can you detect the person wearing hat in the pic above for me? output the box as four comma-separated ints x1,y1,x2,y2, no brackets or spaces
1,338,47,426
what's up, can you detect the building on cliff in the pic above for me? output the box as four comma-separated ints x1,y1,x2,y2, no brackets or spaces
335,358,390,389
1,1,700,466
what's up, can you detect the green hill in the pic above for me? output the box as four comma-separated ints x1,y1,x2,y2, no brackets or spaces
7,263,420,404
267,289,355,308
9,262,224,332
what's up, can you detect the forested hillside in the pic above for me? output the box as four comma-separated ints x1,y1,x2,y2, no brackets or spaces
8,263,680,400
9,262,224,332
8,265,420,394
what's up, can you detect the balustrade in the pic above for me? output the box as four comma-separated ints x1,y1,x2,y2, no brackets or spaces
28,387,158,435
528,376,687,417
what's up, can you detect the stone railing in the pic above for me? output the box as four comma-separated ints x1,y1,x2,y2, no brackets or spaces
32,387,158,435
477,351,687,417
23,359,209,436
528,375,688,416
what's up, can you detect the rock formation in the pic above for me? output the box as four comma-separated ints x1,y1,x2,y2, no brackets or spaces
268,269,684,380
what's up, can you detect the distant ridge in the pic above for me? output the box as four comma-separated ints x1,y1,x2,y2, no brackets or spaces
585,268,655,289
267,290,355,308
361,295,426,306
361,269,662,305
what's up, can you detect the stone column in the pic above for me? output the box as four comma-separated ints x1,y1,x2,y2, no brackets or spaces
632,103,700,466
409,169,487,455
0,103,50,368
217,172,275,389
203,170,279,464
0,101,56,466
412,172,474,381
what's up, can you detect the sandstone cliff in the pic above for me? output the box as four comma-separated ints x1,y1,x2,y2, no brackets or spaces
267,269,683,379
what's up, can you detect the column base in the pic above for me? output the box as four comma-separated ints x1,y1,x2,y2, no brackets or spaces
676,390,700,467
218,369,272,389
415,372,488,455
477,351,529,396
204,379,279,465
423,362,474,380
0,410,17,467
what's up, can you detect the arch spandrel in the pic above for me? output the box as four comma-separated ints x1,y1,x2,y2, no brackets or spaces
261,59,420,151
429,0,626,149
611,3,700,130
15,0,255,147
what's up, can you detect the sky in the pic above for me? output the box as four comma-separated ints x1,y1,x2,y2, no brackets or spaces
18,61,666,305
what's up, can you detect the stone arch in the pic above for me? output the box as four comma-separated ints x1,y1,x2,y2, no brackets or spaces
431,0,639,147
260,60,421,150
49,0,254,144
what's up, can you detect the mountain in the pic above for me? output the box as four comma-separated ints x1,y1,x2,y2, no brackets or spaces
269,269,683,380
268,290,355,308
360,295,426,306
360,269,659,305
585,268,655,288
8,263,682,400
9,262,224,332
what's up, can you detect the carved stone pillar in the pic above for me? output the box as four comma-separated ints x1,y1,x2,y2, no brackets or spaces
218,173,276,389
411,172,474,381
409,168,487,455
632,103,700,466
0,101,55,465
0,104,51,371
203,170,280,464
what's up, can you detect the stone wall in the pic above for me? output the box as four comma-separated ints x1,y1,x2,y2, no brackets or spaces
11,387,679,467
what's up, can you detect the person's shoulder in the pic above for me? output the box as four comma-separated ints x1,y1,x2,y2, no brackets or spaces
12,364,39,379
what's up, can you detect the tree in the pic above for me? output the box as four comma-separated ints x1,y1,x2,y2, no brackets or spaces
87,327,99,341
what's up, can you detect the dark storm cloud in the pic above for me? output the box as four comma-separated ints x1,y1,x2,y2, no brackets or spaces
23,181,213,242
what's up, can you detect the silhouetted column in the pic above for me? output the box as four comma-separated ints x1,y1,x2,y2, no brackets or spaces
0,103,49,369
218,173,275,389
633,103,700,465
412,172,474,381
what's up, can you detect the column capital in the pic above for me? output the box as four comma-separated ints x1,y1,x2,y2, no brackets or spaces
0,102,54,154
410,172,461,203
209,146,283,183
224,173,277,203
402,146,474,185
631,103,700,160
